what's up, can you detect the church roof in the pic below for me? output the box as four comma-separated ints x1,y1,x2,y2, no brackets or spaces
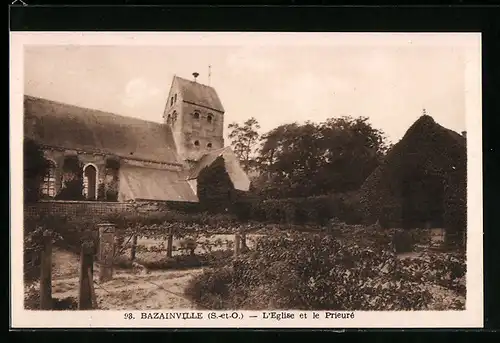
24,95,181,165
187,147,251,191
174,76,225,113
118,164,198,203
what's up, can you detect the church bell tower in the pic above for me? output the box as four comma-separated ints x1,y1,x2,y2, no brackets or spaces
163,72,225,162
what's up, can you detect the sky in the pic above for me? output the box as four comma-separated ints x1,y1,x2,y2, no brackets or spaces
23,34,479,145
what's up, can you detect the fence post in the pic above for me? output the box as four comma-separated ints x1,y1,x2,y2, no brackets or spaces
234,232,241,258
40,230,52,310
167,226,174,258
241,231,247,251
130,235,138,261
78,241,95,310
98,223,116,283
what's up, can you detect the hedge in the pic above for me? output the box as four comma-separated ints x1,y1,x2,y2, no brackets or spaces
231,192,363,225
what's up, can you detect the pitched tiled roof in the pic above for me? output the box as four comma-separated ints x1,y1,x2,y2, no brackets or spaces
187,147,229,180
187,147,251,191
174,76,225,113
118,164,198,202
24,95,181,165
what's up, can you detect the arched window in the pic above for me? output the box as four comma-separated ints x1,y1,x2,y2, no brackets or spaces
41,160,57,198
174,93,177,103
83,164,98,200
193,112,200,120
207,114,213,123
207,142,212,149
194,140,200,147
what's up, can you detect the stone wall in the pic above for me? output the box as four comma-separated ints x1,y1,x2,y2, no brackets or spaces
24,200,132,219
24,199,201,221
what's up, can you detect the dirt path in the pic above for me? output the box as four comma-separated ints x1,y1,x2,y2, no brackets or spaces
51,248,204,310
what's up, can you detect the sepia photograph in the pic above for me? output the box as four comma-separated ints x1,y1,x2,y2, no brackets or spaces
10,32,482,328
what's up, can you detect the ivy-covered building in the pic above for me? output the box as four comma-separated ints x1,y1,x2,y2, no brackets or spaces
24,74,250,203
359,114,467,245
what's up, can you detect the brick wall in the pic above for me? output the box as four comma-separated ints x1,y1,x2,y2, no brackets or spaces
24,200,132,219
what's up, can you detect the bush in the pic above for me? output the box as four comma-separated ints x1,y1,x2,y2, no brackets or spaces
197,156,236,213
24,213,99,256
185,266,234,309
185,230,465,311
233,192,363,226
23,138,49,204
393,230,414,253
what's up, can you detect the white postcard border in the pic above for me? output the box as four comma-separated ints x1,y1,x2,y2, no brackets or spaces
10,32,483,328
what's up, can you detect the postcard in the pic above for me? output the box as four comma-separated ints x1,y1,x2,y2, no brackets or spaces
10,31,483,328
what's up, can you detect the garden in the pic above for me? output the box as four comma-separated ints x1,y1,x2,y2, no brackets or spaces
23,208,466,311
184,224,466,311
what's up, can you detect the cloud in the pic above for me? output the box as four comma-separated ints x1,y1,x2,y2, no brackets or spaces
121,77,162,108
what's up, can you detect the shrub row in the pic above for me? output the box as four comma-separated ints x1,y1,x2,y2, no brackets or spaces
232,192,363,225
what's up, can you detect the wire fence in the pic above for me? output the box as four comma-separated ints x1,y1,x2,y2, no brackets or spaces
24,229,248,310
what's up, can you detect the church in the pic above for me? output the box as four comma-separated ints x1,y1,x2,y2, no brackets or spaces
24,73,251,203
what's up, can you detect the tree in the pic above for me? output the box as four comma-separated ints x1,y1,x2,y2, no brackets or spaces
23,138,49,203
227,117,261,173
197,156,235,213
316,116,390,193
255,116,390,198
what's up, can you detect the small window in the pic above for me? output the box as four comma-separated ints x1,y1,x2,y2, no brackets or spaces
207,142,212,149
194,140,200,147
207,114,213,123
174,94,177,103
170,97,174,106
193,112,200,120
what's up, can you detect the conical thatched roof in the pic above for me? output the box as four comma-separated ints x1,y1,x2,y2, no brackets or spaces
359,115,466,234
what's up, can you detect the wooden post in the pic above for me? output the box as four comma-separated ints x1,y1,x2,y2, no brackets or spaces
78,241,94,310
241,231,247,251
40,230,52,310
98,223,116,283
234,232,241,258
130,235,138,261
167,226,174,258
88,268,98,309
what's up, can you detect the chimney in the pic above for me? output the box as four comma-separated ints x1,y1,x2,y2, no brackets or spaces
461,131,467,139
192,72,199,82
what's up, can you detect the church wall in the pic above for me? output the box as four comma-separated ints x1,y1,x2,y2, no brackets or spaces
41,148,184,201
163,82,184,159
43,148,107,197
